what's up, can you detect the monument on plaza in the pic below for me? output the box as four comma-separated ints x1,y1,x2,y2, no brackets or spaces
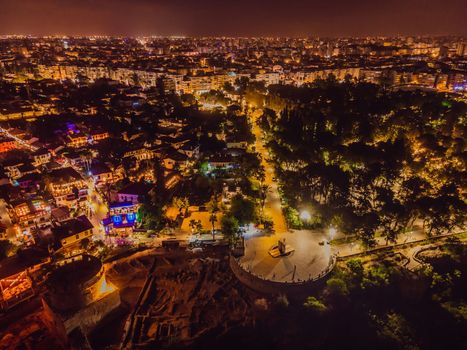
278,238,286,254
268,238,295,258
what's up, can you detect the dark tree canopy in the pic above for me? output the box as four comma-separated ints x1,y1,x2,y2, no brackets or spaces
261,79,466,244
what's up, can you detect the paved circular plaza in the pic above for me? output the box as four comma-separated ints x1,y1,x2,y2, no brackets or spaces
238,228,333,283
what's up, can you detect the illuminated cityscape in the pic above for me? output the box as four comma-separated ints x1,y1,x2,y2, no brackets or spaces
0,1,466,349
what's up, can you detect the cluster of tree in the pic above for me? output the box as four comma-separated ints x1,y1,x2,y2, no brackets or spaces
235,77,267,109
301,258,414,348
137,184,167,231
199,90,230,107
138,202,165,231
218,194,257,244
221,214,240,244
260,78,466,245
308,245,466,348
229,194,256,224
0,240,16,261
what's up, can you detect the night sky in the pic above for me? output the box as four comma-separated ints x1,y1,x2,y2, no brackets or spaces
0,0,466,37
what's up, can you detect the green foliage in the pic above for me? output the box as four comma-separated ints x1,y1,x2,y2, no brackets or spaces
262,80,466,245
0,240,15,260
189,219,203,234
284,206,303,229
241,153,263,179
199,161,209,175
244,81,266,108
172,196,189,213
441,301,467,322
180,93,197,107
199,90,229,107
221,215,240,243
303,296,327,313
209,213,218,233
420,261,464,301
326,277,349,296
138,203,164,231
229,194,256,224
260,215,274,230
372,312,418,350
361,264,393,290
346,258,364,278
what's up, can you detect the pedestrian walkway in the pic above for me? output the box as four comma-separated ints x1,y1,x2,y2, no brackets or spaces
249,109,287,233
334,229,465,259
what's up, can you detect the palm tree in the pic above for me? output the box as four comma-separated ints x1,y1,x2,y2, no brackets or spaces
189,219,202,235
209,213,218,240
172,196,189,217
189,219,197,233
180,197,189,216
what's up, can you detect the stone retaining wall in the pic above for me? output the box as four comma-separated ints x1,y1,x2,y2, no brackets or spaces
229,255,336,295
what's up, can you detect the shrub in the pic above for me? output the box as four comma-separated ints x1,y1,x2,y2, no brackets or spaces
304,296,327,313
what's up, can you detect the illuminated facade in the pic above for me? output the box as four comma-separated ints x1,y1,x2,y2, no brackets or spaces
102,202,139,236
0,136,16,153
46,167,88,207
0,249,51,311
10,197,51,241
0,271,34,311
67,133,88,148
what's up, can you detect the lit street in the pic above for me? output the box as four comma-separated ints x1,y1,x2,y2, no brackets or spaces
239,109,333,282
249,109,287,233
0,16,465,350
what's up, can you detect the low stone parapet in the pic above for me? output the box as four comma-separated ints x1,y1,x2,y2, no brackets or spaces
229,254,336,295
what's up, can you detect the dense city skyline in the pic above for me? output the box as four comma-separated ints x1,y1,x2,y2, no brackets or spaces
1,0,467,37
